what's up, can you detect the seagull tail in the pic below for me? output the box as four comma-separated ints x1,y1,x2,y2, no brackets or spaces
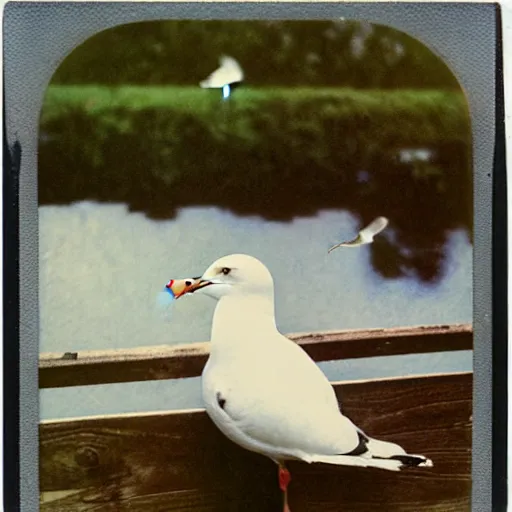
365,437,433,470
305,437,433,472
306,453,403,471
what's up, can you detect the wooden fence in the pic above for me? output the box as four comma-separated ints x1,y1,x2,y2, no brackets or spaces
39,324,472,512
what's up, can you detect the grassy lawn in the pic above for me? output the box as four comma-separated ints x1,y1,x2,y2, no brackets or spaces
41,85,469,136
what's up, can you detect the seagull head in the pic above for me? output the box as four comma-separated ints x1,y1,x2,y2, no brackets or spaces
173,254,274,301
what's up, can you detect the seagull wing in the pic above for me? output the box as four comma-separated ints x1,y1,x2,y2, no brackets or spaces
202,334,432,471
202,335,361,459
359,216,389,240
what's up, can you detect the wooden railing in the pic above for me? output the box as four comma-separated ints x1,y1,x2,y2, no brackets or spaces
39,324,473,511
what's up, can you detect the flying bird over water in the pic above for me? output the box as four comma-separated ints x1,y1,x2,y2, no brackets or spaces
166,254,432,512
199,55,244,99
328,216,389,253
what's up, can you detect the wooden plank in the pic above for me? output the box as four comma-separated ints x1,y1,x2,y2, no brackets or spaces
39,323,472,388
40,372,472,512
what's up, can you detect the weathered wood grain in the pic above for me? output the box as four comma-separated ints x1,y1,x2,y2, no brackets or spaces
39,323,472,388
40,372,472,512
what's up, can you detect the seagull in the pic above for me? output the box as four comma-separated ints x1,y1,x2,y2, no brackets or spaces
328,216,389,253
199,55,244,100
169,254,432,511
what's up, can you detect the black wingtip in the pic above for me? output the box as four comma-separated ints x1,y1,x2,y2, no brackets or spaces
345,431,369,456
388,455,432,468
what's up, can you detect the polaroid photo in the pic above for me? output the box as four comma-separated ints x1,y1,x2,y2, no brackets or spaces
3,2,506,511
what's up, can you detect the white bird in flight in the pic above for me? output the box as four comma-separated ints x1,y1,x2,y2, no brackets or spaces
328,216,389,253
199,55,244,99
167,254,432,512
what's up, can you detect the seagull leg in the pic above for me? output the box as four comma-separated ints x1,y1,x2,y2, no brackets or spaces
278,463,291,512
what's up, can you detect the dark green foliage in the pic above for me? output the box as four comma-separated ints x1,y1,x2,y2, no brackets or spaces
51,20,460,90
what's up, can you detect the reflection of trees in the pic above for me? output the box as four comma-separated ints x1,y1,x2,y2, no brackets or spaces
39,104,471,284
53,20,459,90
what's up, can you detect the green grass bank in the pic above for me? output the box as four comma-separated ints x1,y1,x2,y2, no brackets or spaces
39,86,471,228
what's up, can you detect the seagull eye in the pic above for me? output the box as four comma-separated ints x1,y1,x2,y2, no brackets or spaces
221,267,231,275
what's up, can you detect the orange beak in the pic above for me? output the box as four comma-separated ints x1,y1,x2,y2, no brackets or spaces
165,278,200,299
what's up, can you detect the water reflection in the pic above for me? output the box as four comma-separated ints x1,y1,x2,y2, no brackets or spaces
39,203,472,354
39,108,471,283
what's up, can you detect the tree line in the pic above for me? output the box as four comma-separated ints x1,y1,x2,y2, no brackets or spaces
52,20,460,89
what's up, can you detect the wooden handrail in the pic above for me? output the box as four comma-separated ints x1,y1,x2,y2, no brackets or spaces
39,323,472,388
40,372,472,511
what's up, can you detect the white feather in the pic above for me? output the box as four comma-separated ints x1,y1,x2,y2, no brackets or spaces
304,454,402,471
359,216,389,242
328,216,389,252
200,55,244,88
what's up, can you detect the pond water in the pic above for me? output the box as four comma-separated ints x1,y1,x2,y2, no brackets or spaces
39,202,472,420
